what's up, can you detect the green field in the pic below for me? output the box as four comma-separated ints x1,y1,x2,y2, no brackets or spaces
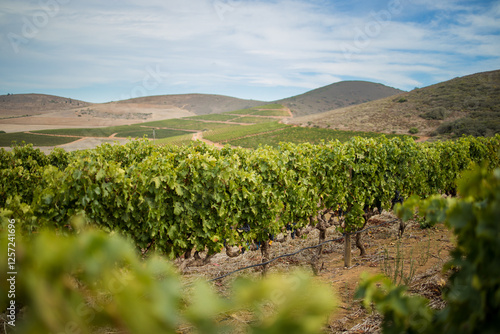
254,103,285,109
142,119,241,131
227,126,415,149
34,125,191,139
223,105,289,117
223,108,258,115
203,122,289,142
35,127,119,137
250,109,290,116
155,133,195,146
235,116,277,124
185,114,240,122
0,132,80,147
116,128,191,139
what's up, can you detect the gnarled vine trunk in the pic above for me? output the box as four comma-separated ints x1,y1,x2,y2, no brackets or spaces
355,208,377,257
311,214,333,275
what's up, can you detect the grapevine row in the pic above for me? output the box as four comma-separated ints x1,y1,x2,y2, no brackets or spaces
1,136,499,264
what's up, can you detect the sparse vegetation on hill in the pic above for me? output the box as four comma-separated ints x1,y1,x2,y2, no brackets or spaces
0,93,92,118
289,69,500,138
276,81,403,117
116,93,265,115
3,70,498,149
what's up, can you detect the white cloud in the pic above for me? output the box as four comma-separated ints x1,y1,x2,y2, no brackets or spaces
0,0,499,102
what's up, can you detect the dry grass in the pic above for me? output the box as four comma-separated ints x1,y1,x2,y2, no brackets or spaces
289,69,500,138
177,212,453,333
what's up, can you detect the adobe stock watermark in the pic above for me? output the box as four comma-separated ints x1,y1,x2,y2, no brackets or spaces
213,0,241,21
120,64,169,101
341,0,409,60
7,0,71,54
6,219,17,328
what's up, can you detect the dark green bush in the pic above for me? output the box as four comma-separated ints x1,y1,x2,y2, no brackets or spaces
436,112,500,137
420,107,448,120
409,127,419,134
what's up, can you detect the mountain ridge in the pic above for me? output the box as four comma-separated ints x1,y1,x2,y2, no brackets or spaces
276,81,404,117
1,80,405,118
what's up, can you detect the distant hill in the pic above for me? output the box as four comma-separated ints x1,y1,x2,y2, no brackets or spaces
288,70,500,137
117,94,266,115
0,93,92,118
275,81,404,117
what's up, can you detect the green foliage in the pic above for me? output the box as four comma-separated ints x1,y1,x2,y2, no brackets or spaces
1,136,499,260
236,116,277,123
420,107,448,120
186,113,240,122
409,127,419,134
0,226,336,334
360,165,500,334
228,127,411,149
0,144,49,207
356,274,434,334
156,133,196,146
0,132,79,146
33,124,191,139
254,103,285,110
381,240,417,286
204,121,288,143
435,111,500,137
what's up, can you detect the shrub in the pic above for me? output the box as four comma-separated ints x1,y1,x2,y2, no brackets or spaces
436,112,500,137
420,107,448,120
409,127,419,134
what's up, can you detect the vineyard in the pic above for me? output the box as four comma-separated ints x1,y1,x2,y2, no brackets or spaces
1,135,500,333
2,136,497,257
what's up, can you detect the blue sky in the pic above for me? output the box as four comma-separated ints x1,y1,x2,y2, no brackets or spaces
0,0,499,103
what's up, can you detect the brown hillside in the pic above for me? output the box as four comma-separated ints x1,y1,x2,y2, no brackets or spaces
117,94,266,115
287,70,500,137
276,81,403,117
0,93,92,118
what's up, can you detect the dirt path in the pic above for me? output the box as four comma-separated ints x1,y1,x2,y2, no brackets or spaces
192,131,224,148
416,136,431,142
17,131,131,153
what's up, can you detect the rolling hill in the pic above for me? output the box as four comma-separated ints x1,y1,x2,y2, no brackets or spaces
0,93,92,118
0,93,266,133
287,70,500,137
275,81,404,117
117,94,266,115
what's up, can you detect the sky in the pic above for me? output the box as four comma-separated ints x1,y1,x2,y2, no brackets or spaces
0,0,499,103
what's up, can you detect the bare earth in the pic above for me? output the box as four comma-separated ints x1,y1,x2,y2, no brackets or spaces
180,213,452,333
0,103,195,133
0,101,198,151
